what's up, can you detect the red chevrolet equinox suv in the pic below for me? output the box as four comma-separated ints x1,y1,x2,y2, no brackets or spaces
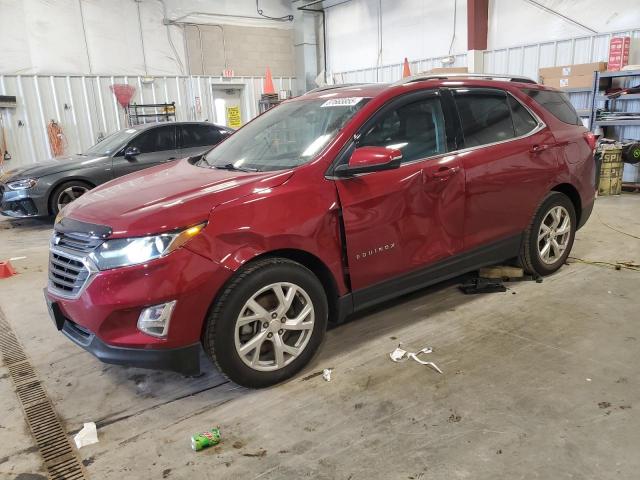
45,75,596,387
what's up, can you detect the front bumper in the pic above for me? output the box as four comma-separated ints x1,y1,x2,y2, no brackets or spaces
44,246,233,374
46,295,201,375
0,186,49,217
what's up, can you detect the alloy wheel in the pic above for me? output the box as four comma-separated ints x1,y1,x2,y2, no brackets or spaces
234,282,315,372
57,186,89,211
537,205,571,265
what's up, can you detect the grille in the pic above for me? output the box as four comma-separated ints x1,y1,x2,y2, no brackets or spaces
53,231,103,253
49,251,91,297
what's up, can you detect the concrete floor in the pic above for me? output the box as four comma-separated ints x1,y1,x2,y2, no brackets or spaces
0,194,639,480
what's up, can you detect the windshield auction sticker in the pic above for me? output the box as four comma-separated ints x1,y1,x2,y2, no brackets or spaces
321,97,364,107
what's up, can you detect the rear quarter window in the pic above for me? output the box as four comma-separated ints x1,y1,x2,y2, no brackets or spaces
522,88,581,126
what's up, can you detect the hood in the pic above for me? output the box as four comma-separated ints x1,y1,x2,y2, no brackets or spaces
62,159,294,238
0,154,108,181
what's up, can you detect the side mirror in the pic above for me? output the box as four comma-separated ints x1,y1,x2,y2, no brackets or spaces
124,146,140,160
334,146,402,177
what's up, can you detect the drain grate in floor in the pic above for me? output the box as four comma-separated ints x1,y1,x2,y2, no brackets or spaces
0,309,87,479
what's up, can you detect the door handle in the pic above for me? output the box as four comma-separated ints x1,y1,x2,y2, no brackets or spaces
530,144,552,153
431,166,460,179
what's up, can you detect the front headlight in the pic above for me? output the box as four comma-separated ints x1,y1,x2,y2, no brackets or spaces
6,178,37,190
89,223,206,270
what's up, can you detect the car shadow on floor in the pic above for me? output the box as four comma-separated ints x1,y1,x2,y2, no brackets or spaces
0,215,54,231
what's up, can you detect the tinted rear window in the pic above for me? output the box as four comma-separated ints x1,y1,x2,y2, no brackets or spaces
522,89,581,126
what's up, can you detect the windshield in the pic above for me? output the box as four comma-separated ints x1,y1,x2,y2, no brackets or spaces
198,97,369,172
85,128,139,156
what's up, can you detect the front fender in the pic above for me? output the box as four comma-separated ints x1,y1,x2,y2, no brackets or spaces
184,176,349,295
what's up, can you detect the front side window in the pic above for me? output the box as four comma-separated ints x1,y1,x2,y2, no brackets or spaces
358,96,447,163
129,126,176,154
199,98,368,172
181,125,222,148
455,91,515,148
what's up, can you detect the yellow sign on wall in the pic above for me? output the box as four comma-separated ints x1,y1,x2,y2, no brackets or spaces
226,106,242,129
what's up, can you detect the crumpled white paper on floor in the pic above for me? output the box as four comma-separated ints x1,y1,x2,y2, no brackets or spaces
389,344,443,374
74,422,99,449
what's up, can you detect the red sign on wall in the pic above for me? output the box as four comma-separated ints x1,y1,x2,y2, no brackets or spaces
608,37,631,71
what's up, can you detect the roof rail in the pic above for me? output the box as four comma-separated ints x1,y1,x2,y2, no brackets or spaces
304,83,366,95
393,73,538,86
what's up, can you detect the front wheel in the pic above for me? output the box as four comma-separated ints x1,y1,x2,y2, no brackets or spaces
519,192,576,276
50,180,92,216
203,258,328,388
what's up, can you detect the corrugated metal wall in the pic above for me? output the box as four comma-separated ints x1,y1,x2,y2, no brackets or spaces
333,54,468,84
333,29,640,181
0,75,295,168
334,28,640,84
484,28,640,150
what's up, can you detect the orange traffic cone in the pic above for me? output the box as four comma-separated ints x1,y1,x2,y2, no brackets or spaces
0,260,16,278
402,57,411,78
263,67,276,95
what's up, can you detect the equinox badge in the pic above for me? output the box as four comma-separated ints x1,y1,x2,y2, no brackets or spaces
356,243,396,260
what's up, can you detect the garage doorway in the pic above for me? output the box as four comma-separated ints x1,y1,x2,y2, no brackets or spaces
212,85,245,130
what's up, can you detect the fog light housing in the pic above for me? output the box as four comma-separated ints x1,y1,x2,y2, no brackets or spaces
137,300,177,338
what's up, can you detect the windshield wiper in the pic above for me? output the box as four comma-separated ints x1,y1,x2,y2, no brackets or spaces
214,163,258,172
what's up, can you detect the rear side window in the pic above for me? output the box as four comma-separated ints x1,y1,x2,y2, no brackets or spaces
454,91,514,147
508,96,539,136
522,89,581,126
181,125,222,148
129,125,176,153
358,96,447,163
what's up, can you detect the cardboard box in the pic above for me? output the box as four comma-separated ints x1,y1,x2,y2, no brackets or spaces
541,75,594,89
608,37,631,71
539,62,607,79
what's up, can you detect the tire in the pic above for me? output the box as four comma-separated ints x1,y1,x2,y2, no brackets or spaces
49,180,93,216
203,257,328,388
519,191,576,276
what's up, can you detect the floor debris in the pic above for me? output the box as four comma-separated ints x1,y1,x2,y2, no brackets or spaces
459,277,507,294
322,368,332,382
191,427,221,451
74,422,99,448
389,344,443,374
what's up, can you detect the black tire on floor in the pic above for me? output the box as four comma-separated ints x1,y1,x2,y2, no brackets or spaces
202,257,328,388
519,191,577,276
49,180,93,216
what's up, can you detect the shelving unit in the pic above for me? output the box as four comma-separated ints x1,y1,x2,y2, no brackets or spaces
587,69,640,187
588,69,640,130
127,102,176,126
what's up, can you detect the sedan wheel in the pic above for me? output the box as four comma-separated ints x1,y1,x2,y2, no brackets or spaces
234,282,315,372
56,185,89,212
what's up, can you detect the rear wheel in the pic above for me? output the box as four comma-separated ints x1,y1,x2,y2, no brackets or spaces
50,180,92,216
203,258,328,388
519,192,576,276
